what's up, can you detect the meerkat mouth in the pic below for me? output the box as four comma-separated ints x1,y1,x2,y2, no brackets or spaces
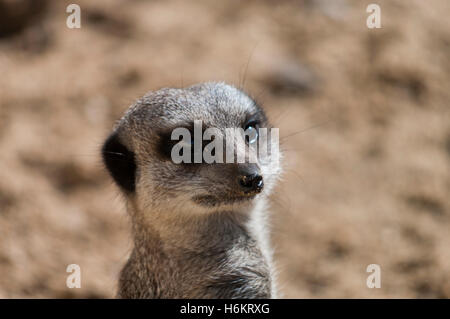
192,194,257,207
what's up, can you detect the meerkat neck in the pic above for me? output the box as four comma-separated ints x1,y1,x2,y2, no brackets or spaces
130,207,255,252
118,199,276,298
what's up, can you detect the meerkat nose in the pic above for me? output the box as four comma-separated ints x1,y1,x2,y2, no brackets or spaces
238,174,264,194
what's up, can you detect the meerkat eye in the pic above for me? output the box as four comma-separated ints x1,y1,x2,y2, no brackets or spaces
244,121,259,145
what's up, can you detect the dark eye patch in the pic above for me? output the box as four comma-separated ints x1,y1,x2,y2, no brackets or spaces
243,113,267,131
238,91,269,128
243,103,268,129
157,121,223,164
157,130,188,160
156,122,204,163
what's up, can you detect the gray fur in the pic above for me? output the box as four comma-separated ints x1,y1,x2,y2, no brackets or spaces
104,82,282,298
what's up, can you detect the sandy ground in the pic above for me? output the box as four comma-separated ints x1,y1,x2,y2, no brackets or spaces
0,0,449,298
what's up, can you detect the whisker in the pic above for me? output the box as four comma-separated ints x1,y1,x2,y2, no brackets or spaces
279,119,333,142
283,168,306,186
103,151,127,157
239,43,258,91
270,107,294,128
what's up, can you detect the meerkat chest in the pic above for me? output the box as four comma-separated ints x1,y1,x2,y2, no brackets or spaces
175,239,273,298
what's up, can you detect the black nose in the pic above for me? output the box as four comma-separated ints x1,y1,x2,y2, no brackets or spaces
238,174,264,194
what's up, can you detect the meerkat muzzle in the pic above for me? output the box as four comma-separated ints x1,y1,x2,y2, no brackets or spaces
238,174,264,194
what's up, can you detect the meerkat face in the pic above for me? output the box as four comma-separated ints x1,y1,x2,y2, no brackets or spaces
102,82,281,214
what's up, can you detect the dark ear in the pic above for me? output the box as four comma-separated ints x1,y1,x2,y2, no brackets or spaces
102,132,136,193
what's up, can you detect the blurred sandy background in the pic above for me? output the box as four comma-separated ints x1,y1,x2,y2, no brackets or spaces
0,0,449,298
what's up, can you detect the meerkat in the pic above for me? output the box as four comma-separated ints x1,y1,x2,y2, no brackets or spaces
102,82,282,298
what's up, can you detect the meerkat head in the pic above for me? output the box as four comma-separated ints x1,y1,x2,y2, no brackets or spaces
102,82,281,215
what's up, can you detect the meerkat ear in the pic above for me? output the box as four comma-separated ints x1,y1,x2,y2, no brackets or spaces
102,132,136,193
